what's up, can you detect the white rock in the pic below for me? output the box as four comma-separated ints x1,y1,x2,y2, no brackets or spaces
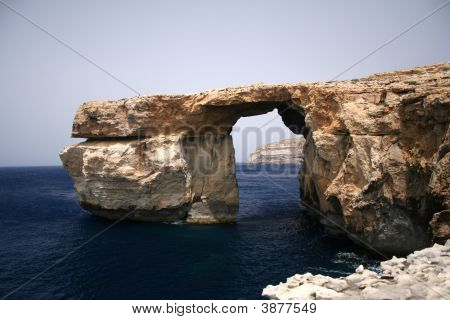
355,265,364,273
262,243,450,300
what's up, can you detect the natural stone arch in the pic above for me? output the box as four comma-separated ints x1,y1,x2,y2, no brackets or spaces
63,97,306,224
61,62,450,254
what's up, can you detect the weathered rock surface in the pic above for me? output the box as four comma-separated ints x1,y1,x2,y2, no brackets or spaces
430,210,450,244
61,135,238,223
262,240,450,300
247,137,305,164
61,62,450,252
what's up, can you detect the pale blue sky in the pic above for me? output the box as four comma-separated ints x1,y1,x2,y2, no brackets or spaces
0,0,449,165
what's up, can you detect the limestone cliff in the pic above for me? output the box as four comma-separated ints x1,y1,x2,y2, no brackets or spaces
61,62,450,254
60,135,238,223
247,138,305,164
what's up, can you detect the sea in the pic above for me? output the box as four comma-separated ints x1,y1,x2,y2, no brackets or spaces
0,164,381,299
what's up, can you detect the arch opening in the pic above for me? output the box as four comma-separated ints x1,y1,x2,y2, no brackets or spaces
229,108,306,220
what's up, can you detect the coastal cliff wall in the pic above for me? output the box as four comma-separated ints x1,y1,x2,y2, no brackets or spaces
247,138,305,164
60,135,238,223
61,62,450,254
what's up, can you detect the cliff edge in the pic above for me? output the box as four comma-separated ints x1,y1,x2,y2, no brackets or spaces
247,137,305,164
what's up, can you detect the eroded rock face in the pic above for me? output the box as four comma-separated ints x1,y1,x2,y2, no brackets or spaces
61,62,450,253
430,210,450,244
247,137,305,164
299,64,450,254
60,135,238,223
262,240,450,300
71,86,294,137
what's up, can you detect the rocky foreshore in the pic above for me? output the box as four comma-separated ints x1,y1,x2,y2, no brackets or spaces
262,241,450,300
247,137,305,164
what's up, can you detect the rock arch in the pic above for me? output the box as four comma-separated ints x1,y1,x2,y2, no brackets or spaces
61,62,450,254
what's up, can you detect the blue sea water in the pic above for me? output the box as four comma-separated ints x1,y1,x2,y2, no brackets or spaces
0,164,381,299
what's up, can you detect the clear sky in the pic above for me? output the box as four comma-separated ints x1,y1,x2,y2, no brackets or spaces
0,0,449,165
